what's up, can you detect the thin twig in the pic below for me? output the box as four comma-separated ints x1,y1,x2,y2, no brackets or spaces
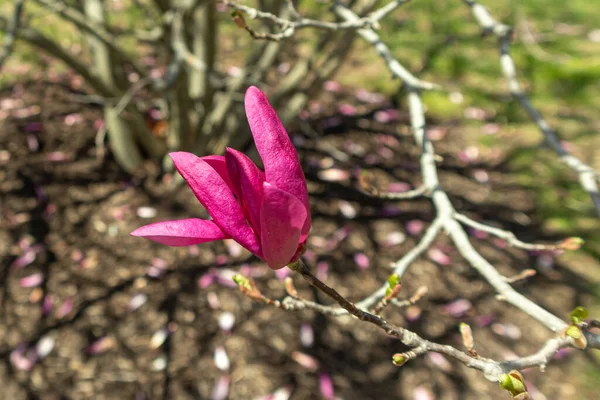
455,213,562,251
0,0,25,72
286,260,581,379
463,0,600,217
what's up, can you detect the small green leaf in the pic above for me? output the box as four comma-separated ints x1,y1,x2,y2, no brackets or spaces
232,274,251,290
569,306,589,324
565,325,582,339
387,273,400,288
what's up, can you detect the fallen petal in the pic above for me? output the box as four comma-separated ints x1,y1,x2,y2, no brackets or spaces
291,351,319,371
354,253,370,270
319,371,335,400
218,312,236,332
11,250,36,269
211,376,231,400
36,336,55,360
214,346,230,371
20,273,43,288
129,293,148,311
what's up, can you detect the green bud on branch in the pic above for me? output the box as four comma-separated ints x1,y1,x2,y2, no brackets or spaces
569,306,589,324
392,353,408,366
499,370,527,396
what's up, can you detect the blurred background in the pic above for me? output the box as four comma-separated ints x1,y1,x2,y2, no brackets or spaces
1,0,599,398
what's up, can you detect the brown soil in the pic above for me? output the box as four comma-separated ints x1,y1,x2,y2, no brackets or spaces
0,81,596,400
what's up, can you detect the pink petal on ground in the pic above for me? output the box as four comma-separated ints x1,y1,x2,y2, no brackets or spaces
41,295,53,316
211,376,231,400
384,231,406,247
428,247,452,265
150,328,170,349
136,206,157,219
20,273,43,288
406,220,425,236
198,271,216,288
131,219,230,246
318,168,350,182
275,267,290,280
87,337,115,355
224,239,244,257
387,182,411,193
354,253,370,270
260,183,307,269
11,249,36,269
413,386,434,400
319,371,335,400
426,126,447,141
56,298,73,319
300,323,314,347
10,345,34,371
46,152,70,162
355,89,385,103
169,152,260,254
291,351,319,371
404,305,422,322
218,312,236,332
215,269,239,288
36,336,55,360
464,107,487,120
427,353,452,372
482,123,500,135
442,299,472,317
64,113,84,126
225,148,266,233
214,346,230,371
245,86,311,237
374,109,400,123
491,323,522,340
316,261,329,281
338,103,357,116
129,293,148,311
324,80,342,92
27,134,39,151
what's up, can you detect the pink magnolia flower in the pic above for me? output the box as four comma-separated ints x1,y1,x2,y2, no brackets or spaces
131,86,311,270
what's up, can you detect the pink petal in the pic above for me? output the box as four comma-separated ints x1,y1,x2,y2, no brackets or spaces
319,371,335,400
131,219,230,246
259,183,307,270
170,152,261,254
354,253,370,270
225,148,265,233
244,87,311,238
211,376,230,400
201,155,236,194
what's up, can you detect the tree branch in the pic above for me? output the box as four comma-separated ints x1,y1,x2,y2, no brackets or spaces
0,0,25,72
463,0,600,217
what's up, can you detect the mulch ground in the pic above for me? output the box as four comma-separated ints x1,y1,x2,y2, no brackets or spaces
0,81,596,400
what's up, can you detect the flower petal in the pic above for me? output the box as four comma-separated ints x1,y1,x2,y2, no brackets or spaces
260,182,307,270
225,148,265,234
131,219,229,246
201,155,236,194
245,86,311,237
170,152,261,255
